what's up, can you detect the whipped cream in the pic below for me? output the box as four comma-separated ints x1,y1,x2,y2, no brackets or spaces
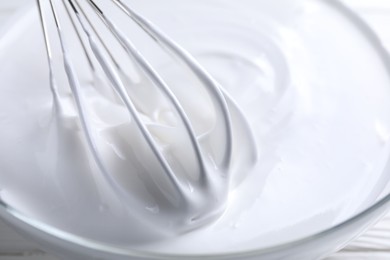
1,0,390,255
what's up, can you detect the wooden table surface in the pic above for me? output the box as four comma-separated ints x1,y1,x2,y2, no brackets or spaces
1,0,390,259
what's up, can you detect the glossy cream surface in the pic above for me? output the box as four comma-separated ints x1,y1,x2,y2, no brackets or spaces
1,0,390,255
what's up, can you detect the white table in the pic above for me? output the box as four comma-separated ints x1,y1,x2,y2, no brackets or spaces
1,0,390,259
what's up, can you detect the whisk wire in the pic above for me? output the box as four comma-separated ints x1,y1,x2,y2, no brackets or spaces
35,0,255,229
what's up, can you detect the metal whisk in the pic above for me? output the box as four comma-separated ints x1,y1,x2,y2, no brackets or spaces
36,0,256,232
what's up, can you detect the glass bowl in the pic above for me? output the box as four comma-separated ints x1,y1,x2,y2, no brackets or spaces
1,0,390,259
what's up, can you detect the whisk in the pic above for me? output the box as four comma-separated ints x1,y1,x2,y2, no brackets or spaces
36,0,256,233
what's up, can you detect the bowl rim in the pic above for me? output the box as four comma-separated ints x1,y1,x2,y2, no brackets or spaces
1,0,390,258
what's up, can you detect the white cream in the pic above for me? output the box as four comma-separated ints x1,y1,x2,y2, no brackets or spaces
1,0,390,255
